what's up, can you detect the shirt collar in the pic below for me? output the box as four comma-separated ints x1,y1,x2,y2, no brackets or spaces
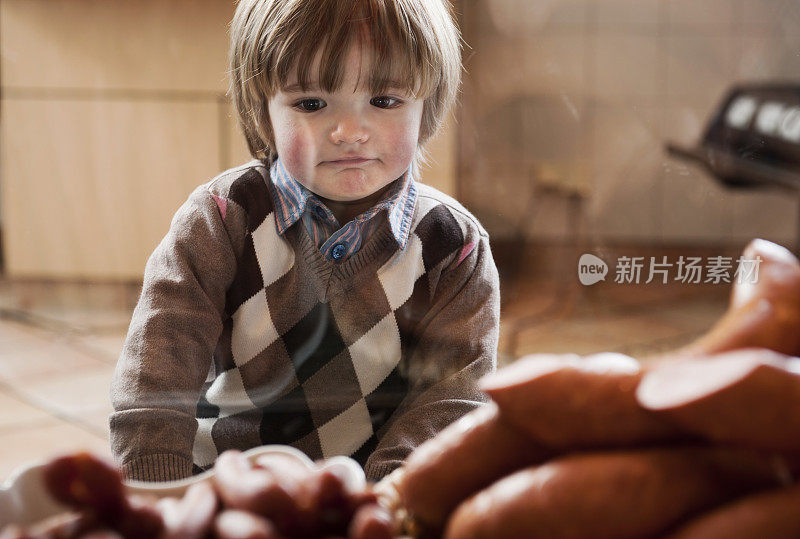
270,158,312,234
269,157,417,248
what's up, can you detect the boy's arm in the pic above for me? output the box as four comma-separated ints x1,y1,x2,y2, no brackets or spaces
109,186,242,481
363,233,500,481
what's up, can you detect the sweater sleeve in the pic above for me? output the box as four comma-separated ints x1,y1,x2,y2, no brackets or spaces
362,232,500,481
109,185,242,481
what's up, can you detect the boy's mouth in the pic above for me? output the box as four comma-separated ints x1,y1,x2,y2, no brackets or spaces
324,157,373,166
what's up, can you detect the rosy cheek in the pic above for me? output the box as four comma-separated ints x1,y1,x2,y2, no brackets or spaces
395,107,424,161
386,123,419,165
397,137,417,164
282,136,305,169
275,123,310,172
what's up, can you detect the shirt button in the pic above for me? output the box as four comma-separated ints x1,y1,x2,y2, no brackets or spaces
331,243,347,260
314,205,327,219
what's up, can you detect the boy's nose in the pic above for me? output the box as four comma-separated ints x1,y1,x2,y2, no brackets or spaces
329,116,369,145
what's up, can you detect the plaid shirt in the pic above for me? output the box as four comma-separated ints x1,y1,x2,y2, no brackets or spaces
110,160,500,482
270,158,417,263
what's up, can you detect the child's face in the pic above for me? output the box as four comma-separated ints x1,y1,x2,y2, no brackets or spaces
267,43,424,204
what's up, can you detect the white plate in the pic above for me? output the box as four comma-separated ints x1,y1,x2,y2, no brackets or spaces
0,446,366,527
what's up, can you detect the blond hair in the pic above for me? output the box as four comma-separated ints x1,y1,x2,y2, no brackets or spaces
228,0,462,164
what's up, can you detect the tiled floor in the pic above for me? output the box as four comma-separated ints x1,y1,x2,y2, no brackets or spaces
498,277,729,362
0,281,135,480
0,271,730,482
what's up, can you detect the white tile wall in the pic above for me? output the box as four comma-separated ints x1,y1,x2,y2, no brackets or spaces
485,0,587,35
545,0,589,27
593,36,661,100
660,103,708,147
522,34,587,97
666,0,736,31
594,0,660,31
736,36,800,81
460,0,799,246
472,36,529,101
731,190,797,246
737,0,800,29
588,102,663,240
665,36,736,106
527,192,573,241
660,161,738,243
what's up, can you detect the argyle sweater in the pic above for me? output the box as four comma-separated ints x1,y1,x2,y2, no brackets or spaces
110,160,500,482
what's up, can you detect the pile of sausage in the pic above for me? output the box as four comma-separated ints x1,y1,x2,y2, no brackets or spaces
398,239,800,538
4,238,800,539
1,450,394,539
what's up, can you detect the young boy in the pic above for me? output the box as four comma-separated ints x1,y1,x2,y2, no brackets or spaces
110,0,500,483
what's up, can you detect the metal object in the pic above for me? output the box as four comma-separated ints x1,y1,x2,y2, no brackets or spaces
667,84,800,250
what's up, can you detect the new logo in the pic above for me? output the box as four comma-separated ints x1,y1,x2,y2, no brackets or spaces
578,253,608,286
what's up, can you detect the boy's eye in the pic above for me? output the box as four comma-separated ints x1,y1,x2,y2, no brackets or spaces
370,96,402,109
294,98,326,112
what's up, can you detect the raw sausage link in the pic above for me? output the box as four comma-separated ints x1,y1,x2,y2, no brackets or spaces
682,239,800,357
157,481,218,539
480,353,682,449
665,483,800,538
347,504,394,539
41,453,164,538
399,403,549,532
43,453,128,522
295,469,352,537
213,450,299,534
213,510,283,539
444,447,788,539
637,348,800,452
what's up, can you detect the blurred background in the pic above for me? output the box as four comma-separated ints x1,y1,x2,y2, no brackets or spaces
1,0,799,477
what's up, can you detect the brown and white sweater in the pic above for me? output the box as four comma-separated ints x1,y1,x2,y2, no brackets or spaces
110,160,500,482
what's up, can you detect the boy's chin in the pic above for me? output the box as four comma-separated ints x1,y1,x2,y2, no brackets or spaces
319,179,386,203
319,191,376,204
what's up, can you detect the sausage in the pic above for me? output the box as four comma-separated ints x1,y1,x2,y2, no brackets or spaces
213,510,282,539
295,469,353,536
41,453,164,538
252,453,314,487
0,525,26,539
444,447,789,539
347,490,380,514
682,239,800,357
13,449,392,539
251,454,357,536
637,348,800,452
114,497,164,539
399,403,549,532
213,450,299,534
43,453,127,522
157,481,218,539
73,531,122,539
666,483,800,538
479,353,682,449
347,504,394,539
